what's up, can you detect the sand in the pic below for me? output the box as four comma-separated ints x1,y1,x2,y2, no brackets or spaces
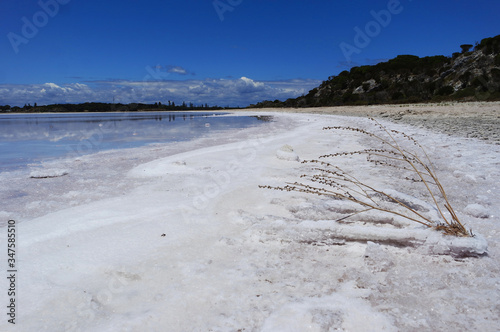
245,101,500,143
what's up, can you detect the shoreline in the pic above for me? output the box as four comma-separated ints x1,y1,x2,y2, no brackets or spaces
240,101,500,143
4,101,499,142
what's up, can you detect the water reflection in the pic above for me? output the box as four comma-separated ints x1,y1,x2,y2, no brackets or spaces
0,112,264,171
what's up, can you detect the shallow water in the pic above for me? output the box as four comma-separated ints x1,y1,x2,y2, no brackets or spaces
0,111,263,171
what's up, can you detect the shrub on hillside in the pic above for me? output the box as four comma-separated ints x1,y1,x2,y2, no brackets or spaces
436,86,454,96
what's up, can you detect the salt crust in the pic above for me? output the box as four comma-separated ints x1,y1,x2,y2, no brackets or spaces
2,110,498,331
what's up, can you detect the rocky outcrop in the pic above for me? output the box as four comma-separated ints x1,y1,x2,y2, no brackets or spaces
252,35,500,108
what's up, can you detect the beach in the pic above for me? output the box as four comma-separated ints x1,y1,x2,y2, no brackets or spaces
1,102,499,331
250,101,500,142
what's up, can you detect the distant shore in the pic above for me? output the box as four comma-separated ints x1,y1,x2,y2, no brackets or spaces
241,101,500,143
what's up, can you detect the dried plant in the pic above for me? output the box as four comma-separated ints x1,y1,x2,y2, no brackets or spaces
261,118,472,237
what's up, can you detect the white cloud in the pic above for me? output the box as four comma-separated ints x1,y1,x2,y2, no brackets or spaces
236,77,266,94
167,66,189,75
44,83,61,89
0,77,321,107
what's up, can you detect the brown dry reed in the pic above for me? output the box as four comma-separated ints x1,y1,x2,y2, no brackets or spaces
260,118,473,237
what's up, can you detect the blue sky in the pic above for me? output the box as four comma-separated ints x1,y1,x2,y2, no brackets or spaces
1,0,499,107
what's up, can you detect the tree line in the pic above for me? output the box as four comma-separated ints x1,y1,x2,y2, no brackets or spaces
0,102,232,113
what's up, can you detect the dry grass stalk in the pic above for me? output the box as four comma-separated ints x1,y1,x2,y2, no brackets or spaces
260,118,472,237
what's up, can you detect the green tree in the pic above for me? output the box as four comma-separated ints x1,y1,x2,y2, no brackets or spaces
436,85,454,96
460,44,473,53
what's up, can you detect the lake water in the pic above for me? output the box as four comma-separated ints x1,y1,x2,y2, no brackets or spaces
0,111,264,171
